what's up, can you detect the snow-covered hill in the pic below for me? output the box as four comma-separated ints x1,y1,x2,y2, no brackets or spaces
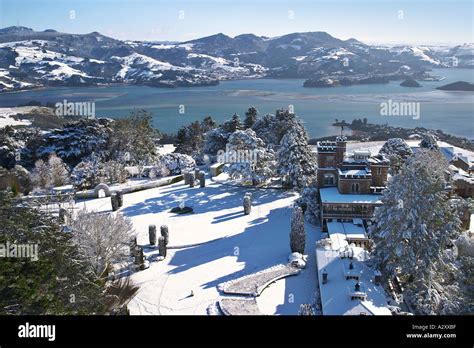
0,26,471,92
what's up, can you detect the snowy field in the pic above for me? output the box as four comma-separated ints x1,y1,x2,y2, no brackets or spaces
0,107,35,127
80,178,318,315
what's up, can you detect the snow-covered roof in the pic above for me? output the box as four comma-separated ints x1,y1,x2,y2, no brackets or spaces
327,221,367,242
320,187,382,204
315,244,392,316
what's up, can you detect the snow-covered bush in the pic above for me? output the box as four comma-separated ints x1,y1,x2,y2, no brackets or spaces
71,209,136,281
156,153,195,175
71,155,102,190
148,162,171,179
298,303,316,315
289,252,307,269
290,206,305,254
102,160,128,184
71,155,128,190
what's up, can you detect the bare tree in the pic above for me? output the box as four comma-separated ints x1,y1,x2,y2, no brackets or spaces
71,209,136,281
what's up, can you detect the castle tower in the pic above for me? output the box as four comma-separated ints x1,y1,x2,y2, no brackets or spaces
335,136,347,167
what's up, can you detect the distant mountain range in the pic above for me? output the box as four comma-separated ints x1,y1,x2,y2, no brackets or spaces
0,26,472,92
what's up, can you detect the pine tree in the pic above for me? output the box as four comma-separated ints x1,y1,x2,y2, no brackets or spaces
277,126,317,190
290,206,305,254
244,106,258,129
370,149,463,314
419,133,439,150
221,113,243,133
0,191,106,314
379,138,413,174
225,129,275,185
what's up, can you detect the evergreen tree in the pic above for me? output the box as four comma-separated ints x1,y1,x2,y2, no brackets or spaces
244,106,258,129
108,109,161,165
225,129,275,185
370,149,464,314
0,191,106,314
290,206,305,254
277,126,317,190
379,138,413,174
221,113,243,133
419,133,439,151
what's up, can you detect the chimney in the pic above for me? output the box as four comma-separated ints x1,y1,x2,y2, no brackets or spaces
322,269,328,284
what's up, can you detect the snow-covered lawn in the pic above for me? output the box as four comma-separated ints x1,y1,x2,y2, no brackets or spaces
80,179,318,315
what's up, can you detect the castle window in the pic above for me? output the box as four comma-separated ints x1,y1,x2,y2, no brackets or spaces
351,183,360,193
323,174,335,186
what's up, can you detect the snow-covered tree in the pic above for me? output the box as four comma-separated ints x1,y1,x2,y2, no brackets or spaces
71,209,136,281
175,117,217,158
40,118,112,166
224,129,275,185
221,113,243,133
48,153,70,187
32,159,50,189
108,110,160,165
252,113,280,146
71,155,100,190
0,191,107,314
379,138,413,173
295,186,319,225
277,127,317,190
202,126,230,157
370,149,464,314
244,106,258,129
419,133,439,150
290,206,305,254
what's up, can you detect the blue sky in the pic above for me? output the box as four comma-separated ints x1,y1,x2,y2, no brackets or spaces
0,0,472,44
